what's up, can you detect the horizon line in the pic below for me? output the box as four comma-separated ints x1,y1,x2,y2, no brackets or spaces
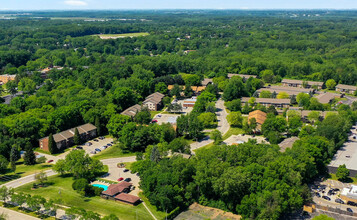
1,9,357,11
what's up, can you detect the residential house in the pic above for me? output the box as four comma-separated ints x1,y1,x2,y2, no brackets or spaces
315,92,342,104
336,84,357,94
241,97,290,108
121,104,142,117
201,78,213,86
248,110,267,131
279,137,300,152
0,74,16,85
114,193,141,206
257,86,313,97
101,182,133,199
281,79,324,89
227,74,257,82
39,123,97,152
143,92,165,111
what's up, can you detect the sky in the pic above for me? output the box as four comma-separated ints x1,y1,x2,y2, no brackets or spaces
1,0,357,10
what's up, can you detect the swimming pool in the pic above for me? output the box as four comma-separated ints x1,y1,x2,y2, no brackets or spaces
92,184,108,191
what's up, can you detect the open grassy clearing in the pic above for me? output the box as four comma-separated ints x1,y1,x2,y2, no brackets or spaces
0,159,52,184
92,144,135,160
16,175,152,219
222,127,244,140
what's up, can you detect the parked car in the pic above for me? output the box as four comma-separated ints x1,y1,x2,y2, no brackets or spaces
347,208,353,213
90,151,96,154
322,196,331,201
95,148,101,152
123,169,129,172
118,177,124,181
348,201,357,206
152,119,158,123
327,189,335,196
335,198,344,204
315,192,321,198
124,178,131,182
107,143,112,146
76,146,83,149
85,142,92,146
99,136,105,140
101,146,107,150
47,160,54,163
93,139,99,142
157,115,162,118
110,141,113,144
333,188,340,192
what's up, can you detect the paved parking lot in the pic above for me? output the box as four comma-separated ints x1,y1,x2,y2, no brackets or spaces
312,179,357,214
329,125,357,172
223,134,269,145
153,113,180,125
81,137,114,155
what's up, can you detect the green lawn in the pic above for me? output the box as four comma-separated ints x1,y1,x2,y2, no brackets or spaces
1,202,55,220
150,111,161,118
328,173,357,184
94,33,149,38
0,160,52,184
92,145,135,160
222,127,244,140
139,192,167,220
17,175,152,220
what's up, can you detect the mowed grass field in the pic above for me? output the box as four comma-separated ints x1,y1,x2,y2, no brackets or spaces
17,175,152,220
93,32,149,39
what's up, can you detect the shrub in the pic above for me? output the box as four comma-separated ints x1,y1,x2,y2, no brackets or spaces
36,156,46,164
72,178,88,192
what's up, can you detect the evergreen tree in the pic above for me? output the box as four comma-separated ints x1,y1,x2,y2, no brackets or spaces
48,134,57,154
10,145,19,173
24,142,36,165
95,116,101,136
74,128,81,145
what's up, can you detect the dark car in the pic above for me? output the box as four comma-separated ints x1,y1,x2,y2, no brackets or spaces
124,178,131,182
107,143,112,146
99,136,105,140
47,160,54,163
327,190,335,196
123,169,129,172
335,198,344,204
347,208,353,213
93,139,99,142
315,192,321,198
95,148,101,152
348,201,357,206
76,146,83,149
322,196,331,201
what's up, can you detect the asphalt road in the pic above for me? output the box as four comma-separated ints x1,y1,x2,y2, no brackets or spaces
190,98,229,152
0,206,40,220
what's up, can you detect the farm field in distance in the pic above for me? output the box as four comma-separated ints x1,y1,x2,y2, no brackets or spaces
93,32,149,39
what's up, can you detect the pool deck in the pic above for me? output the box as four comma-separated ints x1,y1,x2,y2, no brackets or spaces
91,181,110,186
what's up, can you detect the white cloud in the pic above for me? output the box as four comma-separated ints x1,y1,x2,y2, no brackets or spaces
64,0,88,6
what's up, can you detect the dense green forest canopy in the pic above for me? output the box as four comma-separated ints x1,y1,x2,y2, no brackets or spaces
0,10,357,219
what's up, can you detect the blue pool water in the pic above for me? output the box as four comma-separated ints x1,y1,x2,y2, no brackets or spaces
92,184,108,191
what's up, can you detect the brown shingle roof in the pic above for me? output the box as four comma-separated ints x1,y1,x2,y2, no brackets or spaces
248,110,267,125
102,182,132,197
282,79,324,86
146,92,164,100
241,97,290,105
336,84,357,91
40,123,96,143
257,88,302,96
114,193,140,204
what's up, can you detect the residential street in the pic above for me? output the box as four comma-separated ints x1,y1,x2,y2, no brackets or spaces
190,98,229,152
1,170,56,189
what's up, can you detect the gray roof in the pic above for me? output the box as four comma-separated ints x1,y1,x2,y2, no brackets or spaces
315,92,341,104
227,74,257,79
279,137,300,152
144,92,164,105
257,88,302,96
269,86,313,93
40,123,96,143
282,79,324,86
121,104,142,117
336,84,357,91
241,97,290,104
201,78,213,86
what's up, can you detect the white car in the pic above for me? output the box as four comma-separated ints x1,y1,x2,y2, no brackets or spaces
90,151,96,154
